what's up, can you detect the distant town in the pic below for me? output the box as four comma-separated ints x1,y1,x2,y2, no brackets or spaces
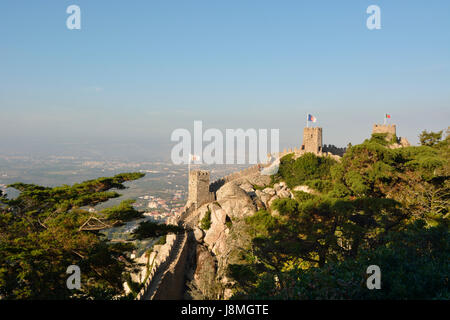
0,153,251,223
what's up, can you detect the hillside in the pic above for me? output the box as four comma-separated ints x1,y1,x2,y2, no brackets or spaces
0,129,448,300
187,129,449,300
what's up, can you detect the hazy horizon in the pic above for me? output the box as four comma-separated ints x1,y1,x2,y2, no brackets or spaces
1,1,449,161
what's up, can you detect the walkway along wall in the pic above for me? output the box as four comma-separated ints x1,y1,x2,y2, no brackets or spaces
151,231,191,300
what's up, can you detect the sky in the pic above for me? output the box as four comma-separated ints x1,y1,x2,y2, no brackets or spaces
0,0,449,160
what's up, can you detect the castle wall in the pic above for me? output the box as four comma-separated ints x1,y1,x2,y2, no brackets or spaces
209,164,263,193
136,232,181,300
322,144,346,157
151,232,190,300
372,124,396,140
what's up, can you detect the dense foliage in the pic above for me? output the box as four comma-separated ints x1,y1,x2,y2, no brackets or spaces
274,152,336,192
228,129,449,299
0,172,182,300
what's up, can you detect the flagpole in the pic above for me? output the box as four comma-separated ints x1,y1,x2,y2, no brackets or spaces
384,114,386,125
306,113,309,128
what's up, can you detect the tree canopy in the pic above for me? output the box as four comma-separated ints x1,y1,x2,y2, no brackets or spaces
228,130,449,299
0,172,182,300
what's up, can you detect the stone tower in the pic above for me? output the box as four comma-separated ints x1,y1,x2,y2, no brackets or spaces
188,170,213,209
301,127,323,154
372,124,396,141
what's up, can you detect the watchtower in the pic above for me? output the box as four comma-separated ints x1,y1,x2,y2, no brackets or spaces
372,124,397,141
188,170,213,209
301,127,323,154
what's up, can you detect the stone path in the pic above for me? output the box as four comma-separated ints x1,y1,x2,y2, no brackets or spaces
142,230,187,300
182,206,200,229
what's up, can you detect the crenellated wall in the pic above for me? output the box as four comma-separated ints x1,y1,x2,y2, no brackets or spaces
209,164,264,193
135,231,184,300
151,231,191,300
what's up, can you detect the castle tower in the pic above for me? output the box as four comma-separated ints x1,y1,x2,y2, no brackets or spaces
372,124,397,141
188,170,212,209
301,127,323,154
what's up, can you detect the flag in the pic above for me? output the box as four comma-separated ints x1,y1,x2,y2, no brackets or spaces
189,154,201,162
307,114,317,122
385,114,391,119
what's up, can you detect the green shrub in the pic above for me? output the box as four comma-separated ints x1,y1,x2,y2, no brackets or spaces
369,133,389,145
200,209,212,230
293,191,316,202
275,153,336,188
305,179,333,193
154,234,167,246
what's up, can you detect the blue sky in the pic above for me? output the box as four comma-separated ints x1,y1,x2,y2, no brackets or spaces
0,0,449,159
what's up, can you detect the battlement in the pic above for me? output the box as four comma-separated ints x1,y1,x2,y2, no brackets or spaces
189,170,210,177
372,124,397,141
209,164,265,193
303,127,323,132
373,124,396,132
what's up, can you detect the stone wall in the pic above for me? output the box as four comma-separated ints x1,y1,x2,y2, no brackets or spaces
151,231,191,300
188,170,215,208
210,164,264,193
372,123,411,147
135,232,179,300
322,144,347,157
372,124,396,140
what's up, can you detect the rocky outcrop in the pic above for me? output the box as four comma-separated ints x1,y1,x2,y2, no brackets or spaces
193,244,216,286
193,227,205,242
293,185,315,194
189,172,297,299
389,137,411,149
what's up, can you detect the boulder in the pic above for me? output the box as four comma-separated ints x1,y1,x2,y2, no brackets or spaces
277,189,291,199
193,227,205,242
211,207,226,226
262,187,276,196
254,197,266,210
293,185,315,194
224,288,233,300
204,206,227,251
239,182,254,193
194,244,216,285
237,172,271,188
260,193,271,207
400,137,410,147
216,182,256,218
